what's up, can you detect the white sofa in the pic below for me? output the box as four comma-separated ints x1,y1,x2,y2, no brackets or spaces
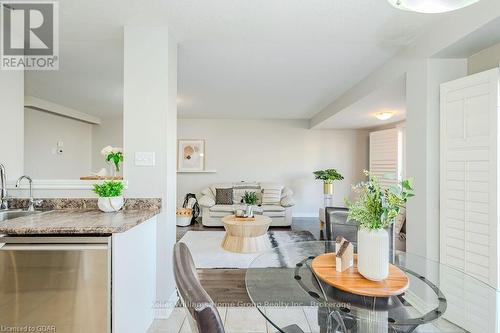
198,182,295,227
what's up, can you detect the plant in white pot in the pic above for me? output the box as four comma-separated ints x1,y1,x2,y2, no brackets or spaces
345,171,414,281
242,191,258,217
93,181,125,213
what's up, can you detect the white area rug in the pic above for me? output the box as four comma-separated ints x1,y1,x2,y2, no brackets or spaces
178,230,315,269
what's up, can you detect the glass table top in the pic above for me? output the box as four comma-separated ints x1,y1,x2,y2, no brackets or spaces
245,241,498,333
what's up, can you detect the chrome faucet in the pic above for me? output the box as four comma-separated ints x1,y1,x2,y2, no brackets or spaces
15,175,35,212
0,164,8,210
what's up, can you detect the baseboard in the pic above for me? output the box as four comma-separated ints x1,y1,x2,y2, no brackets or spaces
155,289,179,319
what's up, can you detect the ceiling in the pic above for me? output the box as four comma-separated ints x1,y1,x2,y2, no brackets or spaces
315,75,406,129
25,0,443,119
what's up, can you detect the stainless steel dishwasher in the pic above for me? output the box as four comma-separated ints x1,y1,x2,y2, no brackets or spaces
0,236,111,333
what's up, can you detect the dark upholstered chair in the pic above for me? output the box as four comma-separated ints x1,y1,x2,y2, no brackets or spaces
173,242,225,333
173,242,304,333
324,207,396,262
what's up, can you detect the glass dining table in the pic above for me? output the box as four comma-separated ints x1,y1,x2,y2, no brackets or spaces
245,241,498,333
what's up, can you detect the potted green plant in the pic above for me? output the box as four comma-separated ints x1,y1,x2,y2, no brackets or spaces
313,168,344,196
242,191,258,217
345,170,414,281
93,181,125,213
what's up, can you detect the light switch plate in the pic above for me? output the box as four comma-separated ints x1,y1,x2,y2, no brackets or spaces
135,152,155,166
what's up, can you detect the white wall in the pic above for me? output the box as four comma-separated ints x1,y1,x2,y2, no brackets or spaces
468,42,500,74
91,115,124,172
0,70,24,180
24,108,93,179
123,26,177,319
406,58,467,260
177,119,369,217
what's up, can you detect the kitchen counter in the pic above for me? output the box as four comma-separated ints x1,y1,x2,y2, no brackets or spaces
0,208,160,235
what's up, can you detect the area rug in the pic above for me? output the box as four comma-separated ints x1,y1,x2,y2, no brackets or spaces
178,230,316,269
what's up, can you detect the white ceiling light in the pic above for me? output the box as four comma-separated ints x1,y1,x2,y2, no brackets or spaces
388,0,479,13
374,111,395,121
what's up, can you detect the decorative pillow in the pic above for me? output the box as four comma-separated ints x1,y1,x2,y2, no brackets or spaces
209,183,233,197
280,196,295,207
261,185,283,205
215,188,233,205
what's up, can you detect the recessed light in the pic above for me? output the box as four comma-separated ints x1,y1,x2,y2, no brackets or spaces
375,112,395,121
388,0,480,13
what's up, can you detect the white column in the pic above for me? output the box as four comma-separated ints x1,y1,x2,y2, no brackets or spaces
405,58,466,260
123,26,177,320
0,70,24,180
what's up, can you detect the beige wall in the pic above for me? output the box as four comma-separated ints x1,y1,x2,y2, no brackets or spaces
468,42,500,74
177,118,369,217
24,108,93,179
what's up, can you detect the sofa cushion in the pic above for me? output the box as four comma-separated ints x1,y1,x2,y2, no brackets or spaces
209,204,263,213
215,188,233,205
261,205,285,212
209,205,237,212
263,211,285,217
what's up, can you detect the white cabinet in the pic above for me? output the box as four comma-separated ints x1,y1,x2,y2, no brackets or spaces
440,68,499,289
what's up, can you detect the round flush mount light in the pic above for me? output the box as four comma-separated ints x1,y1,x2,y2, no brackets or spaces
388,0,480,13
375,111,395,121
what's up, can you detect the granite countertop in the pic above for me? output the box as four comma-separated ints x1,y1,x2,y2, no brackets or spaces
0,209,161,235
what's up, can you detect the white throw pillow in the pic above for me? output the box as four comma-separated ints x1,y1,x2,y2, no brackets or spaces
261,184,283,205
232,182,261,204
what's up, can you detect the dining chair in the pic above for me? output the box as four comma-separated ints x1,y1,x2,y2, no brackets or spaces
324,207,396,261
173,242,305,333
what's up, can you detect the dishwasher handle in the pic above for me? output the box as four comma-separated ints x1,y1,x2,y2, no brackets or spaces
0,243,108,251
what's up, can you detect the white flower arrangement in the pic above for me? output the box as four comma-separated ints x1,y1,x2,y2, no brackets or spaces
101,146,123,172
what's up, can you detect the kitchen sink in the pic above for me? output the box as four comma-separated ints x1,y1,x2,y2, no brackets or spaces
0,210,44,222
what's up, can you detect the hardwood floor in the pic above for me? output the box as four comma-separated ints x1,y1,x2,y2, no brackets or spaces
176,217,322,305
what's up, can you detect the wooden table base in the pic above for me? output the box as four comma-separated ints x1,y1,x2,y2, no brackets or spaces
221,215,272,253
221,233,271,253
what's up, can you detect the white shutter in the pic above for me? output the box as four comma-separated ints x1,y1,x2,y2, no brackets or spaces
440,68,500,333
369,128,402,189
440,68,499,288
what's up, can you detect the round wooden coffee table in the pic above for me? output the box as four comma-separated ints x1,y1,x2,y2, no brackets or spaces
221,215,272,253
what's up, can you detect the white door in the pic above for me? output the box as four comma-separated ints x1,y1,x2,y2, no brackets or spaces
440,68,499,332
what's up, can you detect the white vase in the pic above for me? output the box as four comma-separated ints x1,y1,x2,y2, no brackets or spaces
98,196,124,213
357,228,389,281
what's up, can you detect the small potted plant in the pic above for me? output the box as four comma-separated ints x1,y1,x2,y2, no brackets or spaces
93,181,125,213
345,171,414,281
101,146,123,177
242,191,258,217
313,168,344,196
